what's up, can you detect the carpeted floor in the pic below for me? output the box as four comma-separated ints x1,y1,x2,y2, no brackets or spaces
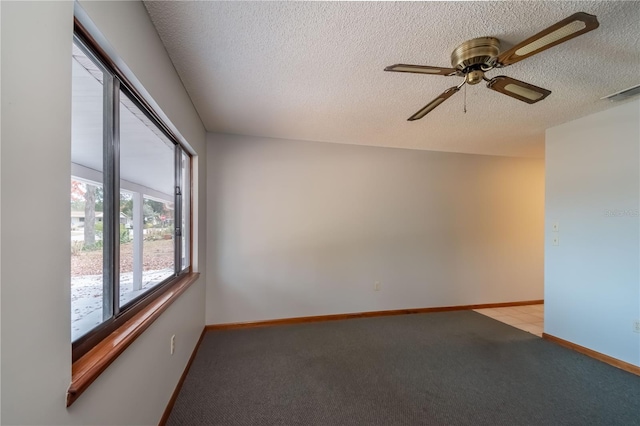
167,311,640,425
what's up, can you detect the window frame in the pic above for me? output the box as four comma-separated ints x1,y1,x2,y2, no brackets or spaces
71,21,193,364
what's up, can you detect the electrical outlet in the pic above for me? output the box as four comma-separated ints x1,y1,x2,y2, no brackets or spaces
552,222,559,232
170,334,176,355
552,236,560,246
374,281,381,291
633,320,640,333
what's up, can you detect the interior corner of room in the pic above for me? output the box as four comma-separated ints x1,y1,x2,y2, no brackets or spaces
1,0,638,425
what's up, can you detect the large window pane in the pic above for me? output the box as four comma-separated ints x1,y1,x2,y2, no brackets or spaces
71,43,105,341
119,90,175,307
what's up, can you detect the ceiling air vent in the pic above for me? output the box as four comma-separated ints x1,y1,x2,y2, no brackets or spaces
601,84,640,102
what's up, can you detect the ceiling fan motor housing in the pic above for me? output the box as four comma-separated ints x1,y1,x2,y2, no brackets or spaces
451,37,501,84
385,12,600,120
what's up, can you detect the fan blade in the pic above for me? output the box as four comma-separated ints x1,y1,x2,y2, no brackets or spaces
497,12,599,66
487,76,551,104
408,86,460,121
385,64,458,76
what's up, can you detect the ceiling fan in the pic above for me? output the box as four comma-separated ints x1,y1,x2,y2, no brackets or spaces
385,12,599,121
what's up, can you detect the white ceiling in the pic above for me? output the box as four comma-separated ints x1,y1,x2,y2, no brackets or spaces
143,1,640,158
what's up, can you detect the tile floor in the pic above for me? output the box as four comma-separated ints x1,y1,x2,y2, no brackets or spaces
473,304,544,337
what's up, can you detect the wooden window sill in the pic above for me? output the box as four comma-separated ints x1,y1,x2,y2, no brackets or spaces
67,272,200,407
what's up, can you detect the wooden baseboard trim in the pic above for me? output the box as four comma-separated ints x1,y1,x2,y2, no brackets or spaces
206,299,544,331
158,327,207,426
542,333,640,376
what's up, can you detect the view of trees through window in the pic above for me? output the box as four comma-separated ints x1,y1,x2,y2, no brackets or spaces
70,181,176,340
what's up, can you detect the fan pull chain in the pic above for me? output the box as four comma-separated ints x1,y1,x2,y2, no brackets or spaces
463,83,467,114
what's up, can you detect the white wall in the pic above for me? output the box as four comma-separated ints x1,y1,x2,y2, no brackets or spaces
206,134,544,325
1,1,206,425
545,100,640,366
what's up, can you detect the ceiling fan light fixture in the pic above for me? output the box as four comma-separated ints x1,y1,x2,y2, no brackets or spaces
514,20,587,57
466,70,484,85
504,83,544,100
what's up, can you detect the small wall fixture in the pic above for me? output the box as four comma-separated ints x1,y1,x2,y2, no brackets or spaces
601,84,640,102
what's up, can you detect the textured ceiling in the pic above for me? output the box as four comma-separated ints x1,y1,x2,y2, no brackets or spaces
144,1,640,158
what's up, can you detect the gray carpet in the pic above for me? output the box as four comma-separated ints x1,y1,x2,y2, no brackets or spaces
167,311,640,425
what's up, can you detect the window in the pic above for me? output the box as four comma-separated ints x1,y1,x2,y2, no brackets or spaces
70,32,191,361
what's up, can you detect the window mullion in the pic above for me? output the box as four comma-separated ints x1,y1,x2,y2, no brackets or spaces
103,74,121,320
174,146,182,275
